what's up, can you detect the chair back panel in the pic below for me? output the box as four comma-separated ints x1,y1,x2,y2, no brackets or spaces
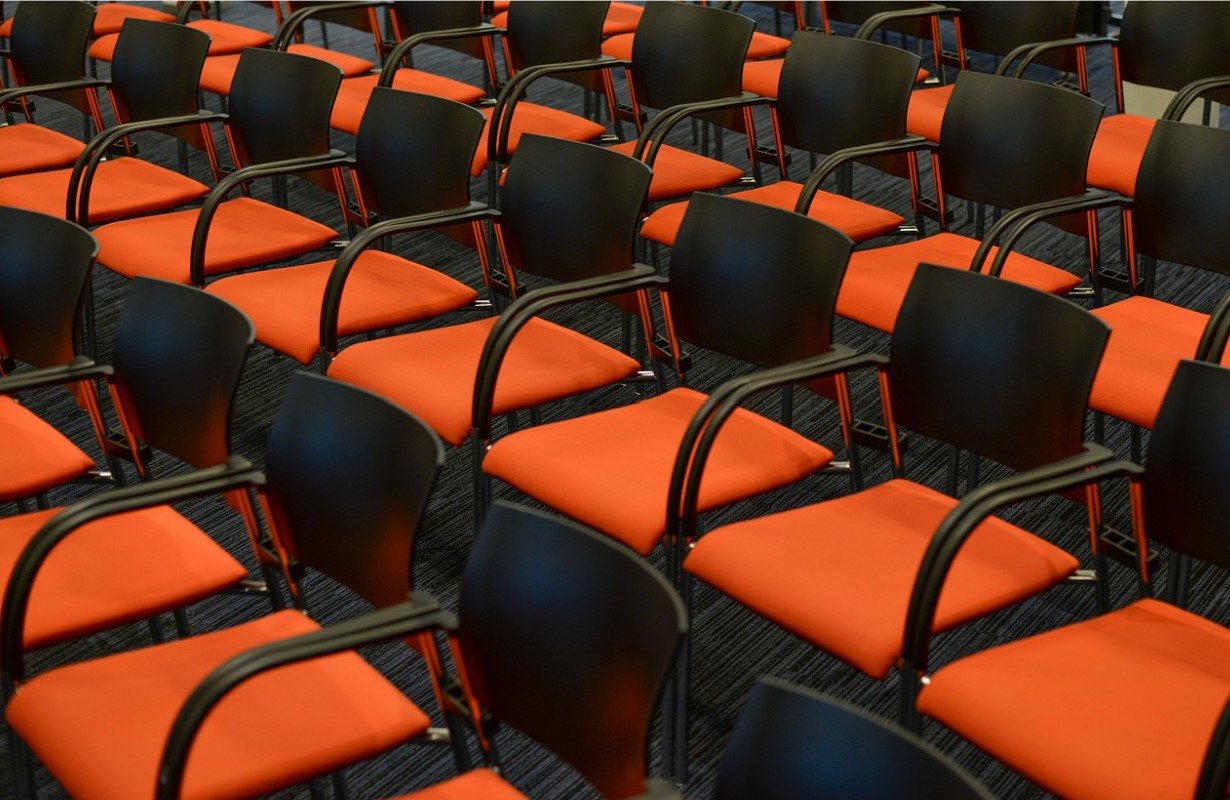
1132,121,1230,278
669,193,852,371
354,89,485,219
629,2,752,114
715,678,994,800
505,1,609,93
459,502,686,800
889,265,1108,472
108,20,210,126
938,71,1103,211
0,210,97,369
955,1,1079,73
1143,360,1230,572
497,135,650,285
227,48,343,167
110,279,254,470
1119,1,1230,101
8,1,94,100
390,1,487,61
263,373,445,609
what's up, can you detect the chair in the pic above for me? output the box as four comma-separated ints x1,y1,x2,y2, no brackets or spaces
640,31,922,249
87,0,276,65
156,500,687,800
0,18,219,225
206,87,489,366
89,47,348,288
816,70,1111,334
908,359,1230,800
3,371,456,800
0,1,106,178
639,677,994,800
325,133,652,518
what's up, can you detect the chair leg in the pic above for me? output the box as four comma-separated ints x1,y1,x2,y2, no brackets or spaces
147,615,167,644
173,607,192,639
670,570,695,783
472,437,492,536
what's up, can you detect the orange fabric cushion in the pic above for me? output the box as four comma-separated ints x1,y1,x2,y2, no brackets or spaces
0,397,96,502
641,181,903,247
0,158,208,223
685,478,1078,678
918,598,1230,800
1088,296,1223,429
92,4,175,37
609,140,745,202
742,58,784,98
837,233,1083,333
87,33,120,62
0,124,86,177
1086,113,1156,196
0,506,247,652
905,83,954,142
601,33,634,61
7,609,431,800
186,19,274,55
94,197,339,284
0,16,12,38
747,31,790,61
206,251,478,364
471,103,607,175
392,768,529,800
483,387,835,555
330,71,486,135
286,43,374,78
328,317,640,447
603,2,644,36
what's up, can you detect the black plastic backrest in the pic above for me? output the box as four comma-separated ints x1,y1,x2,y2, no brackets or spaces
108,19,210,126
955,1,1079,72
389,0,486,61
889,265,1109,473
497,135,650,285
1142,360,1230,572
938,71,1102,210
505,1,608,71
715,678,994,800
459,501,686,800
227,48,343,167
262,373,445,609
629,2,753,112
8,1,94,88
109,279,254,470
1132,120,1230,278
1119,1,1230,98
354,88,485,219
668,192,852,371
0,209,97,369
775,32,920,155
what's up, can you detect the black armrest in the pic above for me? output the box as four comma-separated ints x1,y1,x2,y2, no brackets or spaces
319,202,495,354
0,76,108,107
271,1,379,51
970,190,1121,276
854,5,957,41
0,356,108,395
1196,285,1230,363
1165,74,1230,122
795,135,933,214
1010,35,1117,80
0,457,263,684
156,591,452,800
633,92,770,167
379,24,501,86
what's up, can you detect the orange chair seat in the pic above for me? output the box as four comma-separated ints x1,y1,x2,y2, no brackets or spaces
200,45,373,96
483,387,835,555
601,33,633,61
92,3,175,37
905,83,954,142
609,140,745,202
0,157,208,224
0,17,9,37
94,196,339,284
0,506,247,652
7,609,431,800
641,181,904,247
837,233,1083,333
391,768,530,800
206,251,479,364
685,478,1078,679
747,31,790,61
492,1,642,36
918,598,1230,800
472,104,607,176
328,317,640,447
89,20,272,62
330,71,487,135
1086,113,1156,196
1088,296,1227,429
0,124,86,178
0,397,96,502
742,58,784,97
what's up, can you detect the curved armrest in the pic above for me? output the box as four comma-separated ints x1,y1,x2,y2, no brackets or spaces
190,150,352,286
0,356,108,395
379,24,500,86
156,591,452,800
633,92,769,167
970,190,1120,276
271,1,378,51
319,202,494,353
489,56,626,164
1010,35,1116,79
471,265,663,442
1165,74,1230,121
0,457,263,684
68,110,228,223
0,76,108,107
900,443,1126,674
796,135,932,214
854,5,957,40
